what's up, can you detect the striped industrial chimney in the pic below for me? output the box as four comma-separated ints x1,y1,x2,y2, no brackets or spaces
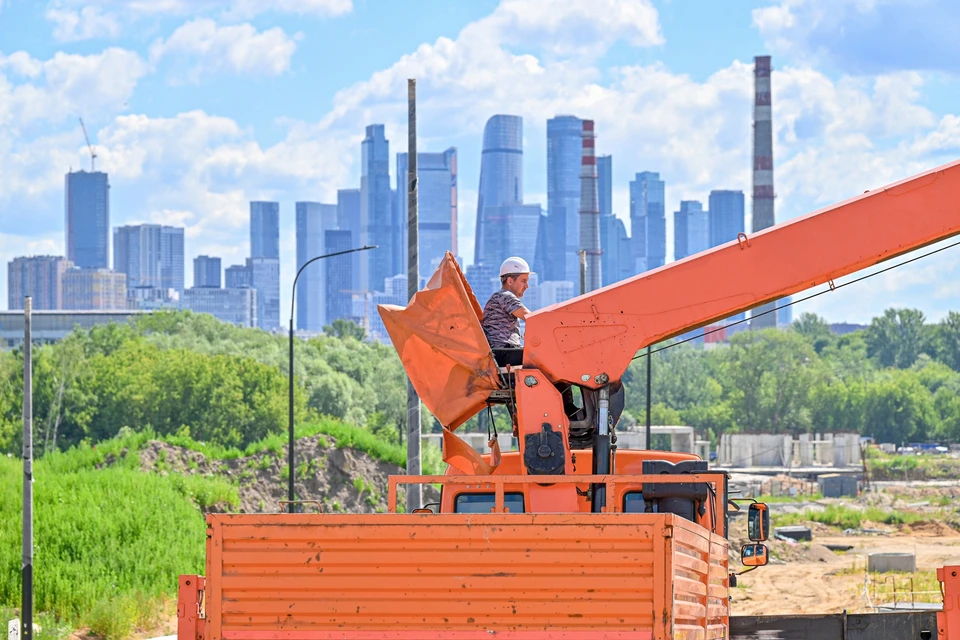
750,54,778,330
579,119,602,292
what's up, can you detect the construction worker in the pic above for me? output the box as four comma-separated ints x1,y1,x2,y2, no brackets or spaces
481,257,531,362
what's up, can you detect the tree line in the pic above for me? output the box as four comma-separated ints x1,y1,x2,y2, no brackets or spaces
623,309,960,445
1,307,959,456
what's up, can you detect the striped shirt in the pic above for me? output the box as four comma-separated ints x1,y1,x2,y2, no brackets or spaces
481,288,526,348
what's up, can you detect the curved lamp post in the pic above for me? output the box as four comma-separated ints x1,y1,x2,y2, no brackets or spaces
288,245,376,513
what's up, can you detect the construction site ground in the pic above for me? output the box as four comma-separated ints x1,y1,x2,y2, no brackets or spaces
729,476,960,615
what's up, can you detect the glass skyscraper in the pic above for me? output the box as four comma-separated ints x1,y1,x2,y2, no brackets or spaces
66,170,110,269
113,224,184,292
600,214,629,286
324,229,353,325
193,256,221,288
250,201,280,259
361,125,393,293
674,200,709,261
708,190,745,248
474,115,523,268
337,188,361,291
546,115,583,282
250,201,280,330
295,202,338,331
597,155,612,218
396,148,457,277
629,171,666,272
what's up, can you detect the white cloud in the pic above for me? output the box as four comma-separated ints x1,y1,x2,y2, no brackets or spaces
3,0,960,324
753,0,960,74
46,6,121,42
43,0,351,41
0,48,146,130
149,19,298,83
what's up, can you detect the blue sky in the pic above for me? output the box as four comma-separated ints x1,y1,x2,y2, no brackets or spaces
1,0,959,324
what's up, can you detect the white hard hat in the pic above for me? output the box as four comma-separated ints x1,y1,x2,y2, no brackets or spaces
499,256,531,277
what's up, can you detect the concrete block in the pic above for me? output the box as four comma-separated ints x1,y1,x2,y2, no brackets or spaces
868,552,916,573
775,525,813,542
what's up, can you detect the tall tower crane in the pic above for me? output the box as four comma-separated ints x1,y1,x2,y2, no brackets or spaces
78,117,97,172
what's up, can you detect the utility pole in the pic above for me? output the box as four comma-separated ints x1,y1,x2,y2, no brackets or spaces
406,78,422,512
22,297,33,640
645,346,652,450
579,250,587,296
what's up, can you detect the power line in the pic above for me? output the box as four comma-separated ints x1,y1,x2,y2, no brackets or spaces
633,237,960,361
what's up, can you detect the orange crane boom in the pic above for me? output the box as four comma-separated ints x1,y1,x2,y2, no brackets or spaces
524,158,960,389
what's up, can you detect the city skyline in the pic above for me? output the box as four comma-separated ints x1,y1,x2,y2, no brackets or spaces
2,1,959,325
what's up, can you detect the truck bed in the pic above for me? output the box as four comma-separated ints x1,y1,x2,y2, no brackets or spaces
187,512,729,640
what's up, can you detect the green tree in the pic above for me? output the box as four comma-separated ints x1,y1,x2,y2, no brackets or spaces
792,312,835,354
930,311,960,371
720,329,821,435
324,318,366,341
863,370,939,444
865,308,927,368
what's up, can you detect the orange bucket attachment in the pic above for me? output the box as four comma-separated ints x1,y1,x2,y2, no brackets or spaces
378,252,502,473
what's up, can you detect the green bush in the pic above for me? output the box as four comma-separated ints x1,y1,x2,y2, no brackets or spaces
0,454,215,637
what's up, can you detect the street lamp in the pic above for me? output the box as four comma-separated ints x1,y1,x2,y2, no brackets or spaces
288,245,376,513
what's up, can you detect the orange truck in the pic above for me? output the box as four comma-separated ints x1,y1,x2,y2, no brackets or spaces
178,159,960,640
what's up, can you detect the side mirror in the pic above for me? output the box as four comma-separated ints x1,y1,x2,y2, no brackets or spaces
748,502,769,542
741,543,769,567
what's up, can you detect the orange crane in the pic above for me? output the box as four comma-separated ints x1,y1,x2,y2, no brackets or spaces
178,159,960,640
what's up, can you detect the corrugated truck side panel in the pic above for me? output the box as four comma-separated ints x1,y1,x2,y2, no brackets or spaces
204,513,695,640
667,520,730,640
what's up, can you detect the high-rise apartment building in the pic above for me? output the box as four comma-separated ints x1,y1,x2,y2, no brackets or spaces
249,201,281,330
337,188,361,291
250,201,280,259
597,155,612,218
113,224,184,292
708,190,745,248
600,214,629,287
474,115,524,268
546,115,583,282
464,263,500,314
360,125,394,293
193,256,221,288
324,229,353,326
476,204,542,273
62,268,126,310
65,170,110,269
7,256,72,310
225,261,252,289
160,226,184,292
396,148,457,276
295,202,338,332
629,171,666,272
181,287,257,328
251,257,280,331
674,200,709,261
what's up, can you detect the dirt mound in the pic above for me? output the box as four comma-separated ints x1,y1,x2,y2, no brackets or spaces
907,520,960,537
139,436,407,514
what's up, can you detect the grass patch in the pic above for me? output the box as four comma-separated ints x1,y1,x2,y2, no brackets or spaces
755,492,823,504
870,569,942,605
0,453,213,638
773,504,925,530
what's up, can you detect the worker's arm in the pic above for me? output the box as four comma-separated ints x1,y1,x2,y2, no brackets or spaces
512,306,530,320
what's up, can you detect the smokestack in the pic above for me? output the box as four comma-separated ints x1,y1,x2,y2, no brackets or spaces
751,54,777,330
579,119,601,292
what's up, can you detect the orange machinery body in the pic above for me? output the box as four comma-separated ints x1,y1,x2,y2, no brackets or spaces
179,160,960,640
180,450,732,640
